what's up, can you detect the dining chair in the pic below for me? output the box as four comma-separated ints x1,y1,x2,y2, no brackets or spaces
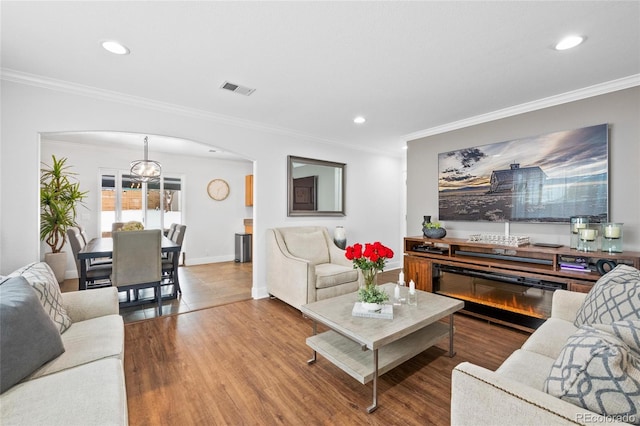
162,223,179,260
77,224,88,245
165,223,178,240
67,227,112,289
111,229,163,315
162,224,186,288
112,222,125,233
77,225,112,267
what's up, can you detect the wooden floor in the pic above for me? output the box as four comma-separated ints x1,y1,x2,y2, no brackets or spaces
61,261,253,323
124,268,530,425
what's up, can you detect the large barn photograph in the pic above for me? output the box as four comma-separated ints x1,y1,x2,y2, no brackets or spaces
438,123,609,223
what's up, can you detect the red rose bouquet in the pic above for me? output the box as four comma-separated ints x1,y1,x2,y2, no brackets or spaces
345,242,394,303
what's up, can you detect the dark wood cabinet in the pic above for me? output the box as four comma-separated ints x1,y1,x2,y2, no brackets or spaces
403,255,432,292
404,236,640,330
404,236,640,290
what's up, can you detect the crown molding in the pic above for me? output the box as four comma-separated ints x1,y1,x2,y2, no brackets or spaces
404,74,640,141
0,68,343,147
4,68,635,157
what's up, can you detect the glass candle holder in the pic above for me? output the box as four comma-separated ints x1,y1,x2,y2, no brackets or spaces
570,216,590,249
578,226,598,252
601,223,624,253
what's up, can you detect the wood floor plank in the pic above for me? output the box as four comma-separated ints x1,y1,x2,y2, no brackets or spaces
124,295,529,425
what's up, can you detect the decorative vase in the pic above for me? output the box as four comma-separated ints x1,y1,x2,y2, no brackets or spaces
423,215,431,226
44,251,67,284
423,227,447,239
362,268,378,289
334,226,346,249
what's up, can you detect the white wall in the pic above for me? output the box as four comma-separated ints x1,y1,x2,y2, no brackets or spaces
0,80,404,300
407,87,640,251
41,138,253,277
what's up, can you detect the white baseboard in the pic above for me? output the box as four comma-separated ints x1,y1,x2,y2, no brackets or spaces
185,255,236,266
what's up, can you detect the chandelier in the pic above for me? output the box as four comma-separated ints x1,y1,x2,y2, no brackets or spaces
130,136,161,182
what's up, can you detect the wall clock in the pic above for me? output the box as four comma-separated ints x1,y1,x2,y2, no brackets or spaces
207,179,230,201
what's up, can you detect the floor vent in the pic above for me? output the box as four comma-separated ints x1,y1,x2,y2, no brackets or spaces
220,81,255,96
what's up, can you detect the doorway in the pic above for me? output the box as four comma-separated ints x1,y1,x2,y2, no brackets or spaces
40,131,255,288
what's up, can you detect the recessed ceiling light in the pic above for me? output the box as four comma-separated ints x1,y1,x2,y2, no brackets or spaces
555,35,584,51
101,40,130,55
353,116,366,124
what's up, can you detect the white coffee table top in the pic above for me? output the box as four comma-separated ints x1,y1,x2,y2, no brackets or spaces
301,283,463,350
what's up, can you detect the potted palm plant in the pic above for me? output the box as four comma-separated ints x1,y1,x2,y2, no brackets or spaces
40,155,87,283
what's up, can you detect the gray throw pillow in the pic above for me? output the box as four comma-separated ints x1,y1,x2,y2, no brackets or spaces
574,264,640,327
0,276,65,393
544,322,640,424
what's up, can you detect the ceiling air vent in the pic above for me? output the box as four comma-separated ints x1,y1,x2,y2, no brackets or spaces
220,81,256,96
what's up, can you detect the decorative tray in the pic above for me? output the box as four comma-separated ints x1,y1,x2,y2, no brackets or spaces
467,234,530,247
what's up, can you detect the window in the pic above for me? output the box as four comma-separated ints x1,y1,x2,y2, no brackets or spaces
100,170,183,236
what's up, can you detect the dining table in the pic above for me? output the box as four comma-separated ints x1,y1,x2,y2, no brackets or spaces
77,236,182,295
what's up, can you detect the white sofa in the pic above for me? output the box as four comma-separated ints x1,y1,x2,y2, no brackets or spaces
451,288,635,425
266,226,361,310
1,263,127,425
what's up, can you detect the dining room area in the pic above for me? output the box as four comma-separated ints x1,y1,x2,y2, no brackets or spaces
42,131,255,323
60,260,253,323
67,222,181,318
60,216,252,324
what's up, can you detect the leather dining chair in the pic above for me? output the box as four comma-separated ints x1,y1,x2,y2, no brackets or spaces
111,229,163,315
67,227,112,289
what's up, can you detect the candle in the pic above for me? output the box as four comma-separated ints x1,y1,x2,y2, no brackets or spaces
604,224,621,239
580,228,596,241
394,284,400,300
398,271,404,285
407,280,417,306
573,222,587,233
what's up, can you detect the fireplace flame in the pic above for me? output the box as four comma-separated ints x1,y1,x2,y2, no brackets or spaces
439,290,547,319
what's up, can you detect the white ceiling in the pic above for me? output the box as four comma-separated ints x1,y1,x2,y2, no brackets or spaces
2,1,639,157
40,130,247,162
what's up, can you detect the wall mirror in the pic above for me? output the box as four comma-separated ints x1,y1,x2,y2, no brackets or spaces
287,155,345,216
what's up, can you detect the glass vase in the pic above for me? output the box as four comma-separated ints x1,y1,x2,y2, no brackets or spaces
362,268,378,290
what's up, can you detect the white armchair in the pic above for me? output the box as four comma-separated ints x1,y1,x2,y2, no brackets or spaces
266,226,361,310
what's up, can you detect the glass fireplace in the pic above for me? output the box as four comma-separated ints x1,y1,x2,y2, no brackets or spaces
433,264,566,330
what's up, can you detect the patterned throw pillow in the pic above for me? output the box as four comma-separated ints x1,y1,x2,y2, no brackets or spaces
8,262,72,333
544,322,640,424
574,265,640,327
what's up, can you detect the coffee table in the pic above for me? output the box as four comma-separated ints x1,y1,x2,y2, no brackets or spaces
300,283,464,413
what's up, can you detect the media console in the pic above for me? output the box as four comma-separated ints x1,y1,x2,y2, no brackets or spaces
404,236,640,331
